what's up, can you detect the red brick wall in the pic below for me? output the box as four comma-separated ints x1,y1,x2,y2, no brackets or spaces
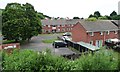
0,43,20,53
72,22,87,42
87,31,118,46
72,22,118,46
42,24,74,33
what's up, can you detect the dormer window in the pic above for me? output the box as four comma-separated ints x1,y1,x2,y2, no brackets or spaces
100,32,103,35
89,32,94,36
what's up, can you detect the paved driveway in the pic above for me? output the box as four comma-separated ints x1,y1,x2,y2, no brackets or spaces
20,33,76,55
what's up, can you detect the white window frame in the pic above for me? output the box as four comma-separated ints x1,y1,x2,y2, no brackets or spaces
100,32,103,35
57,25,60,27
62,25,65,27
114,31,118,34
89,32,94,36
48,25,50,27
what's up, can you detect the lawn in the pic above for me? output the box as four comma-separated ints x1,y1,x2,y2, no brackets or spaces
42,39,57,43
39,33,63,36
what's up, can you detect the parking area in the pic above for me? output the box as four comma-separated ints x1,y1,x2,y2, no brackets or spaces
20,33,76,56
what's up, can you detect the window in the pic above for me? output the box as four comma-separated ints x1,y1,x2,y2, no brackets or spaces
62,28,65,32
114,31,118,34
100,32,103,35
89,41,93,45
57,25,60,27
43,25,46,27
89,32,94,36
48,29,51,32
57,29,60,32
48,25,50,27
105,39,112,43
42,29,46,33
62,25,65,27
106,31,109,35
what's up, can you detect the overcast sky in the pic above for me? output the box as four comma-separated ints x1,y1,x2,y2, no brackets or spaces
0,0,120,18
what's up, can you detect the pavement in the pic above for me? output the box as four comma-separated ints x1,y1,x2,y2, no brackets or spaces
20,33,76,56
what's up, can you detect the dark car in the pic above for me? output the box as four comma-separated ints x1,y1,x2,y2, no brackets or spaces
52,40,68,48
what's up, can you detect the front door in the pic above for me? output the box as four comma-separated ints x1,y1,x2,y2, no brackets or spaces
96,40,103,47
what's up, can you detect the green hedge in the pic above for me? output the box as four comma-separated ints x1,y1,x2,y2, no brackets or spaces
2,49,119,71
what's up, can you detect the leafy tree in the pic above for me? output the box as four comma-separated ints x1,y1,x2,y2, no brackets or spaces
0,9,3,16
88,14,95,18
73,17,80,19
110,11,117,16
2,3,42,42
98,16,108,20
94,11,101,18
86,17,97,21
110,15,120,20
37,12,45,19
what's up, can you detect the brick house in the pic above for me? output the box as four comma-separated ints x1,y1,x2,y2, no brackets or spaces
41,19,81,33
71,20,119,47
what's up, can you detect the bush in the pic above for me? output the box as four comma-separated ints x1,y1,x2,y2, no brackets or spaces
73,49,118,70
86,17,97,21
2,49,69,71
2,49,119,71
3,40,16,44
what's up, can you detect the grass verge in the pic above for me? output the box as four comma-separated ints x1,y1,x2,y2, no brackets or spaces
42,39,57,43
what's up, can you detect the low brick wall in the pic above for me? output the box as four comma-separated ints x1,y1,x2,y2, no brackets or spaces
0,43,20,53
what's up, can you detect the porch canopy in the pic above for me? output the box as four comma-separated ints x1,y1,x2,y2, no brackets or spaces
77,41,100,51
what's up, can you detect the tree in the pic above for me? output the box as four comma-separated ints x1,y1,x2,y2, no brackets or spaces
86,17,97,21
98,16,108,20
94,11,101,18
111,15,120,20
110,11,117,16
73,17,80,19
88,14,95,18
37,12,45,19
2,3,42,42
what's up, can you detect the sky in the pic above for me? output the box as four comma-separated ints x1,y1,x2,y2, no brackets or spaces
0,0,120,19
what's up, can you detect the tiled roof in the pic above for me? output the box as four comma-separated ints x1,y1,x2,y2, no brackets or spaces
41,19,82,25
41,19,118,32
111,20,120,27
79,20,119,32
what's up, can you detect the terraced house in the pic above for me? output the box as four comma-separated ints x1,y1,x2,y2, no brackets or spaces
41,19,82,33
72,20,119,47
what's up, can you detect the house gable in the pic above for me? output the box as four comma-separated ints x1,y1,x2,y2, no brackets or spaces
72,22,87,42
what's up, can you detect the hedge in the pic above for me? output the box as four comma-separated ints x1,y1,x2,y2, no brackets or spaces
2,49,119,71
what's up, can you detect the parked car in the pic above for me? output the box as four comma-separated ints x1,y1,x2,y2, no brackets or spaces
52,40,68,48
105,38,120,48
63,32,72,36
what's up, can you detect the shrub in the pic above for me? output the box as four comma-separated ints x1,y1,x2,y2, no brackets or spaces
73,49,118,70
2,49,119,71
